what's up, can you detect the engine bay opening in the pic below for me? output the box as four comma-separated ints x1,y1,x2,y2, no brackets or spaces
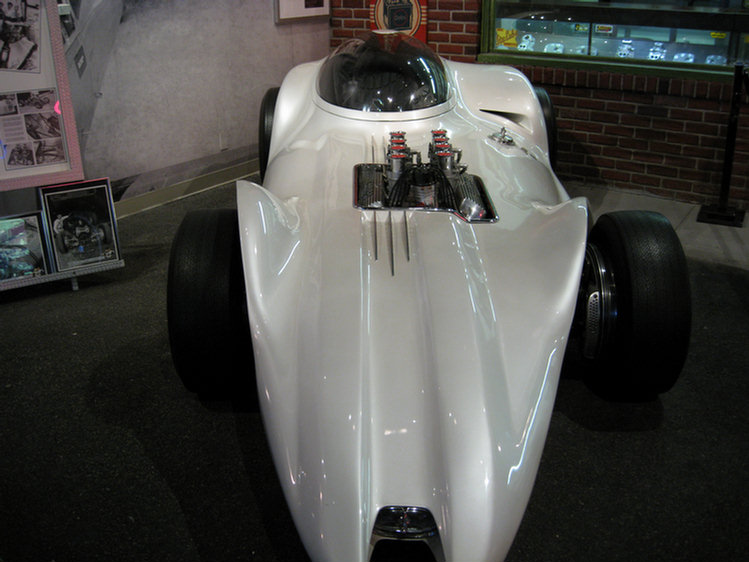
355,130,497,222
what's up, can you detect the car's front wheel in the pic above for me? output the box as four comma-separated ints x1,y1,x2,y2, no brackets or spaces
167,208,257,402
568,210,691,400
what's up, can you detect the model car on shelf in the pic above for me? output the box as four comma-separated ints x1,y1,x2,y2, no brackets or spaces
517,33,535,50
617,39,635,58
648,41,666,60
167,31,691,562
543,42,564,53
673,52,695,63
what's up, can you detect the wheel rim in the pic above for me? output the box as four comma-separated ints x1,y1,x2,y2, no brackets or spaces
581,243,617,361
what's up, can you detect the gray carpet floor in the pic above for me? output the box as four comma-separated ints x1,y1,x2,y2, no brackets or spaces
1,180,747,562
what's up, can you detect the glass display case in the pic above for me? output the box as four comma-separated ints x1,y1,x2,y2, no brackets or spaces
485,1,749,68
590,24,731,64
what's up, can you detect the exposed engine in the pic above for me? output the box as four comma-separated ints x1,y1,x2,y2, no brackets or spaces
354,130,496,222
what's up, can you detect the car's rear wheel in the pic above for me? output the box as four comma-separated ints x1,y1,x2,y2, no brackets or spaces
534,86,557,169
258,87,279,183
569,211,691,400
167,208,256,402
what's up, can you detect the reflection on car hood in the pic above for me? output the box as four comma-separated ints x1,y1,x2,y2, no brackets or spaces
237,166,587,562
239,38,588,560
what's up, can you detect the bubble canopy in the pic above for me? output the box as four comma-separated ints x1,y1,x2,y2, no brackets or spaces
316,32,451,112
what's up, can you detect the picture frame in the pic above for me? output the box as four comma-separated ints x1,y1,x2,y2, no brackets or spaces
275,0,330,24
0,0,83,191
370,0,427,43
40,178,120,273
0,210,51,284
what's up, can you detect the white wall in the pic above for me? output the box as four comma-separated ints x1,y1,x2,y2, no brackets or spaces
81,0,329,186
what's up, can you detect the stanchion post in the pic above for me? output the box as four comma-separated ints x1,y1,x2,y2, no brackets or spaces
697,62,746,227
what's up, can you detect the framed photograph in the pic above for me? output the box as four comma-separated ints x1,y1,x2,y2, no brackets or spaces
40,178,120,273
0,211,51,284
370,0,427,43
275,0,330,24
0,0,83,191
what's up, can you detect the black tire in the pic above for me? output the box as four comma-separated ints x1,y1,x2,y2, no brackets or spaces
167,209,256,401
258,87,279,183
55,232,68,253
571,211,691,400
99,223,112,244
534,86,558,170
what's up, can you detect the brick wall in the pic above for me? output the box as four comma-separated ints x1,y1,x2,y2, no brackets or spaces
329,1,748,209
331,1,482,62
520,66,749,208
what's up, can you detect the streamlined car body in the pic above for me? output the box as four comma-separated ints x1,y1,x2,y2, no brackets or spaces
168,32,690,562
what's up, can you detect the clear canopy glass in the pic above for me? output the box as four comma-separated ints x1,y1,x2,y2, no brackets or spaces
317,31,450,112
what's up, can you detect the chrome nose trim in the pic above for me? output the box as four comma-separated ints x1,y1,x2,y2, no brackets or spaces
370,506,445,562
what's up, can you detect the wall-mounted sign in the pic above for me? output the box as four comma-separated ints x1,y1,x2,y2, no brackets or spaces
371,0,427,43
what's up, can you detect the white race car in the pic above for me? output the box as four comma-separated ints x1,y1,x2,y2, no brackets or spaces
167,31,691,562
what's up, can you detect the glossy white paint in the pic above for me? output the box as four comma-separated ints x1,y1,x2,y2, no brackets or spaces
236,53,589,562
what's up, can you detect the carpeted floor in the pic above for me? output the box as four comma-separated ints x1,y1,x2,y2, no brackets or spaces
1,180,747,562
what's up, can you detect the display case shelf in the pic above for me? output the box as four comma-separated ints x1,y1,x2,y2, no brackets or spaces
1,178,123,293
482,1,749,72
0,258,124,292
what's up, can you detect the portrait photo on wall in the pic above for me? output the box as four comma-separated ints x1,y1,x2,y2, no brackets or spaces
0,211,50,284
40,178,121,273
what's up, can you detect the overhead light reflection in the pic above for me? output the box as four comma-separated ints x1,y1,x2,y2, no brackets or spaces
383,428,408,436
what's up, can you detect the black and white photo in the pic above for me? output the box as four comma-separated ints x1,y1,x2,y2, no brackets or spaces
40,179,121,272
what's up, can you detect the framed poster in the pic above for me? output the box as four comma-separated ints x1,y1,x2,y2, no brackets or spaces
0,0,83,191
275,0,330,24
371,0,427,43
0,211,51,284
40,178,120,273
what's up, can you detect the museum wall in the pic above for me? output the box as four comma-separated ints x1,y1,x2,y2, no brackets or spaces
78,0,330,200
331,0,748,209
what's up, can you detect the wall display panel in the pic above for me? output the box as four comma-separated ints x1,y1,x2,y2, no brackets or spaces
0,0,83,191
486,1,749,68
